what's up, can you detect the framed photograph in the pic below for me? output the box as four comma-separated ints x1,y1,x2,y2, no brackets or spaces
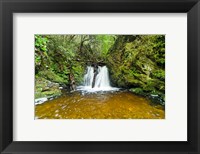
0,0,200,153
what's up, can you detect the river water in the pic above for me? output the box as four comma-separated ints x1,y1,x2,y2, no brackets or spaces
35,90,164,119
35,66,165,119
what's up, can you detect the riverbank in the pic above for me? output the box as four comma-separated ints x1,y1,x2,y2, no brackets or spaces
35,77,62,99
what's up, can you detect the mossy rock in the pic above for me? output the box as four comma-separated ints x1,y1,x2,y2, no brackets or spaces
151,69,165,80
107,35,165,106
38,70,66,84
130,88,144,95
35,77,62,99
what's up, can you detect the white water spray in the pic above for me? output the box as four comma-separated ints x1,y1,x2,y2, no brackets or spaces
84,66,94,86
94,66,111,88
78,66,118,92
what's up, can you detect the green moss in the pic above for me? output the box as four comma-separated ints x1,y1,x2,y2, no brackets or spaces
72,64,85,85
130,88,144,95
35,77,62,99
151,69,165,80
38,70,66,84
107,35,165,105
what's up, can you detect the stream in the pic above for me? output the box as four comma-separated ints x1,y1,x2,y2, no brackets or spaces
35,65,164,119
35,90,164,119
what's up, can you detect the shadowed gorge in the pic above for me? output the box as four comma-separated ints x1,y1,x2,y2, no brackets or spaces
35,34,165,119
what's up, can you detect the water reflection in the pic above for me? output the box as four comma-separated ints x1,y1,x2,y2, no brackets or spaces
35,91,165,119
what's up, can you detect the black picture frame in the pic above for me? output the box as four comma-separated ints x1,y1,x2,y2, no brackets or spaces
0,0,200,153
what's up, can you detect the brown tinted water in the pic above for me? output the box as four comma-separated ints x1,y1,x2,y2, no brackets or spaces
35,91,165,119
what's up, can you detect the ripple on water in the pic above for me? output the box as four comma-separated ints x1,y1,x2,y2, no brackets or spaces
35,90,165,119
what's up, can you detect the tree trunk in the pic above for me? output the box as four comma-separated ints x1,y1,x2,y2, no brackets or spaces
69,72,76,91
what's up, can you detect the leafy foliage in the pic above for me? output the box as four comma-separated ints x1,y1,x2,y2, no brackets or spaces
35,34,165,104
35,35,49,73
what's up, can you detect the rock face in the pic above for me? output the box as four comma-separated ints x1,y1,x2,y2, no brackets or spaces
35,77,62,99
107,35,165,105
92,64,99,88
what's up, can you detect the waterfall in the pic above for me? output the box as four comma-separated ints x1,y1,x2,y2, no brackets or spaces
94,66,111,88
84,66,94,86
78,65,118,92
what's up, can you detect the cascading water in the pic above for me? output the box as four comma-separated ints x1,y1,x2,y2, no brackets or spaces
84,66,94,86
94,66,111,88
78,65,118,92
